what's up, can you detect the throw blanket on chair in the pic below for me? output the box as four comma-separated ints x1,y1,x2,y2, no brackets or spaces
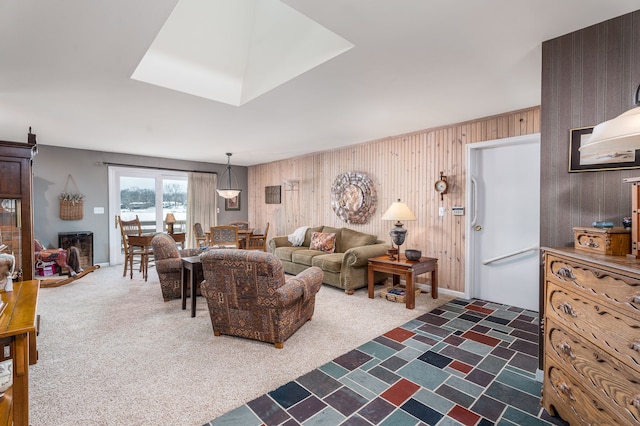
34,239,82,276
288,226,310,246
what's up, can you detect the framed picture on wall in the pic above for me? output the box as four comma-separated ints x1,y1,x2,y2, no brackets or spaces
225,195,240,211
569,126,640,172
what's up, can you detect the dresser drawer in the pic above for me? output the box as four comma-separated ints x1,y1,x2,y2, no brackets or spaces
546,282,640,369
544,363,619,426
545,318,640,424
546,253,640,321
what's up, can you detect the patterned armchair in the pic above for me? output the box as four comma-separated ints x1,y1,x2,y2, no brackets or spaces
151,233,203,301
200,249,323,348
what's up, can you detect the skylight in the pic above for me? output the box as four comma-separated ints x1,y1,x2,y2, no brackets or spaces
131,0,354,106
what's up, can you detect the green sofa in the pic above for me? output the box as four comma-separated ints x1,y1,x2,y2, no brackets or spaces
267,226,390,294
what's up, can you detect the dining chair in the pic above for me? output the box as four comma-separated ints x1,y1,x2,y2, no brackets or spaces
117,215,149,279
209,225,239,249
247,222,269,251
193,223,209,248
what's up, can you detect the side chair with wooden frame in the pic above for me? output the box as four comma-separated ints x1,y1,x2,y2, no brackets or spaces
209,225,239,249
117,215,150,280
248,222,269,251
193,222,209,248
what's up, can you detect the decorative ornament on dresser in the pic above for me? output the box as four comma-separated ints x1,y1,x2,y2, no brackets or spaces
331,172,377,224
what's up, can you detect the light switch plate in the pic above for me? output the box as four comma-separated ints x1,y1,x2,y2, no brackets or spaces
438,207,445,216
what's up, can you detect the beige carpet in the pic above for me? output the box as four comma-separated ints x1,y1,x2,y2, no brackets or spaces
30,264,454,426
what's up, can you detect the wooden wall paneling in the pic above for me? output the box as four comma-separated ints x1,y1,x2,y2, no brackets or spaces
248,106,540,292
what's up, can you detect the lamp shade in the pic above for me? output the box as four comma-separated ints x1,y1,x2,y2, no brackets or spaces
165,213,176,223
579,106,640,154
216,152,242,199
381,200,416,222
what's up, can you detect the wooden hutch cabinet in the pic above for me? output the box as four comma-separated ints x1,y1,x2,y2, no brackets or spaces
0,131,37,281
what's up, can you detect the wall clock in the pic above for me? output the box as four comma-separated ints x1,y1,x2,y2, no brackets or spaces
435,171,448,200
331,172,377,224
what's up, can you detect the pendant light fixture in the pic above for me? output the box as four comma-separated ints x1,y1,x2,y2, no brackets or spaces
216,153,241,199
579,84,640,154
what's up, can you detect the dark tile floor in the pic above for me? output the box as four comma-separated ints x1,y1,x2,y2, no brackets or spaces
207,298,569,426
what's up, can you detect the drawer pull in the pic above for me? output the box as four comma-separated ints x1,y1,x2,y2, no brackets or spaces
558,382,575,401
558,302,577,317
632,295,640,305
558,342,575,359
632,395,640,410
556,266,576,280
631,341,640,352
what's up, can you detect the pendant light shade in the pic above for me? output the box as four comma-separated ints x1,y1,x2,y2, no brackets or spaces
216,153,241,199
579,84,640,155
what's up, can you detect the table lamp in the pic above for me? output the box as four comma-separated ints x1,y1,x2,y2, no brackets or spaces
165,213,176,234
381,199,416,260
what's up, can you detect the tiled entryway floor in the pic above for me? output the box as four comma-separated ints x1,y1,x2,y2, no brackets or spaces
207,298,569,426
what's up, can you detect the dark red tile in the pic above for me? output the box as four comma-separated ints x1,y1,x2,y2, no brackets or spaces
450,360,474,374
448,404,482,426
467,305,494,315
380,378,420,406
384,327,416,342
461,330,500,347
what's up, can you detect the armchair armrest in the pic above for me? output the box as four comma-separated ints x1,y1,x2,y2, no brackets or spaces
155,257,182,273
276,266,323,306
267,235,292,253
342,243,390,268
178,248,203,258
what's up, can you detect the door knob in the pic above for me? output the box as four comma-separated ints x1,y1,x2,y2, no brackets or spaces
474,225,482,231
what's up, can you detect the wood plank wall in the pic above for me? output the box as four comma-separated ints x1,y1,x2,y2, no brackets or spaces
248,106,540,293
541,10,640,248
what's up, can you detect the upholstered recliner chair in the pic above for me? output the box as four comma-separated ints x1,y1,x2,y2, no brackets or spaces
200,249,323,348
151,233,203,301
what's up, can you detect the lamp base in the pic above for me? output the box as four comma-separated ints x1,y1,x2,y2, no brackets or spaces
386,247,398,260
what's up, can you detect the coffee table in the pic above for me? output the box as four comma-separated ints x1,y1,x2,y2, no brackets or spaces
181,255,202,317
367,254,438,309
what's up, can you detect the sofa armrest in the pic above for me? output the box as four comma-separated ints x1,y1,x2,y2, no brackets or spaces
342,243,390,268
267,235,293,253
276,266,323,306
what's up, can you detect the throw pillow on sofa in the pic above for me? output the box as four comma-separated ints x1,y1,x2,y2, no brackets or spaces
309,232,336,253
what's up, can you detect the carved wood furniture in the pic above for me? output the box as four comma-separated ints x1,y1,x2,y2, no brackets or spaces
0,133,37,281
542,247,640,425
0,279,39,426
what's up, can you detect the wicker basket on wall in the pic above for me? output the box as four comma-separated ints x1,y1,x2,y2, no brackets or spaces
59,175,84,220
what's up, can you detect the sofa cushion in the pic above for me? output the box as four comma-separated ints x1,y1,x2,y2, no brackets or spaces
311,253,343,274
274,246,308,262
309,232,337,253
292,249,324,266
321,226,342,252
303,226,324,247
340,228,378,252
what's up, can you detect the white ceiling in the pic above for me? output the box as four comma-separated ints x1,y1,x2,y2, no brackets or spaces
1,1,638,166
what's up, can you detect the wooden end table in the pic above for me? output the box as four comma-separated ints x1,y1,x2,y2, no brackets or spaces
181,256,202,317
368,254,438,309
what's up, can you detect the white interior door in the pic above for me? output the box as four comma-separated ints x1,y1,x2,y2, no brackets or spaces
465,134,540,311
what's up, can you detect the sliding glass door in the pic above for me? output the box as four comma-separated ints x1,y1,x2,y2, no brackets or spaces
108,166,187,265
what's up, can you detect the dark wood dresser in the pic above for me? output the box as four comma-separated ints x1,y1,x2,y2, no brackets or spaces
542,247,640,425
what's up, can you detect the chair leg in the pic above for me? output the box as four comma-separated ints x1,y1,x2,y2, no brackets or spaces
274,342,284,349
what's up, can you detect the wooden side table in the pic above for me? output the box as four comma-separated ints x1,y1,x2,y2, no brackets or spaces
181,256,202,318
367,255,438,309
